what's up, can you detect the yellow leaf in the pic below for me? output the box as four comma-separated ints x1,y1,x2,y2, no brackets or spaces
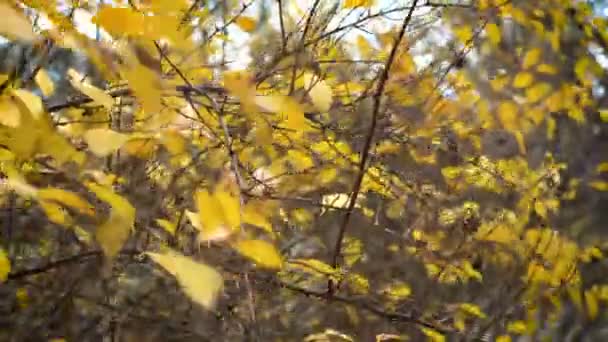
497,101,519,131
522,48,541,69
86,182,135,259
421,328,445,342
596,163,608,173
67,69,114,110
16,288,28,309
486,23,501,45
84,128,130,157
147,251,223,310
585,290,599,320
0,3,37,41
513,72,533,88
303,73,333,112
195,188,239,242
600,109,608,122
11,89,44,119
223,70,256,110
357,35,374,59
454,25,473,43
38,188,94,216
235,16,257,33
290,258,340,278
160,130,185,155
459,303,487,318
343,0,375,8
96,211,130,259
589,181,608,191
93,6,145,36
0,248,10,282
39,200,68,224
243,201,273,235
156,218,176,235
525,83,551,103
385,282,412,300
0,96,21,127
35,69,54,97
537,64,556,74
122,138,157,158
496,335,512,342
234,239,283,269
124,64,163,114
507,321,527,334
255,95,307,131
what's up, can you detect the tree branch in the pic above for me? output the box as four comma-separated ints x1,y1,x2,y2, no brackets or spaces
329,0,420,295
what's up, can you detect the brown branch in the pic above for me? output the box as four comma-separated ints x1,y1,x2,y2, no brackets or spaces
329,0,420,296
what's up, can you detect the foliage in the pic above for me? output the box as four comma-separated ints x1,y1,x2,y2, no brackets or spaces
0,0,606,340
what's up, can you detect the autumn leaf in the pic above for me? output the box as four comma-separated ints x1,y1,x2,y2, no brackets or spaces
513,72,533,88
522,48,541,69
67,69,114,110
123,63,163,114
86,182,135,259
40,200,68,224
84,129,130,157
486,23,501,45
234,240,283,269
93,6,145,36
38,188,94,216
0,3,37,42
35,69,55,97
235,16,257,33
497,101,519,131
255,95,308,131
0,96,21,127
0,248,10,282
303,73,333,112
194,188,240,242
343,0,375,8
147,251,224,310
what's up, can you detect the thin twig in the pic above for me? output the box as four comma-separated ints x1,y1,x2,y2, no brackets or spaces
329,0,420,296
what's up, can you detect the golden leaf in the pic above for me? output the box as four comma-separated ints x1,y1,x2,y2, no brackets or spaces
93,6,145,36
235,16,257,33
343,0,375,8
147,251,224,310
84,128,130,157
0,248,10,282
255,95,307,131
234,240,283,269
497,101,519,131
522,48,541,69
0,96,21,127
303,73,333,112
67,69,114,110
194,188,240,242
454,25,473,43
11,89,44,119
124,64,163,114
35,69,54,97
589,181,608,191
40,200,68,224
155,218,176,235
421,328,445,342
0,3,37,42
38,188,94,216
486,23,501,45
86,182,135,259
513,72,533,88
